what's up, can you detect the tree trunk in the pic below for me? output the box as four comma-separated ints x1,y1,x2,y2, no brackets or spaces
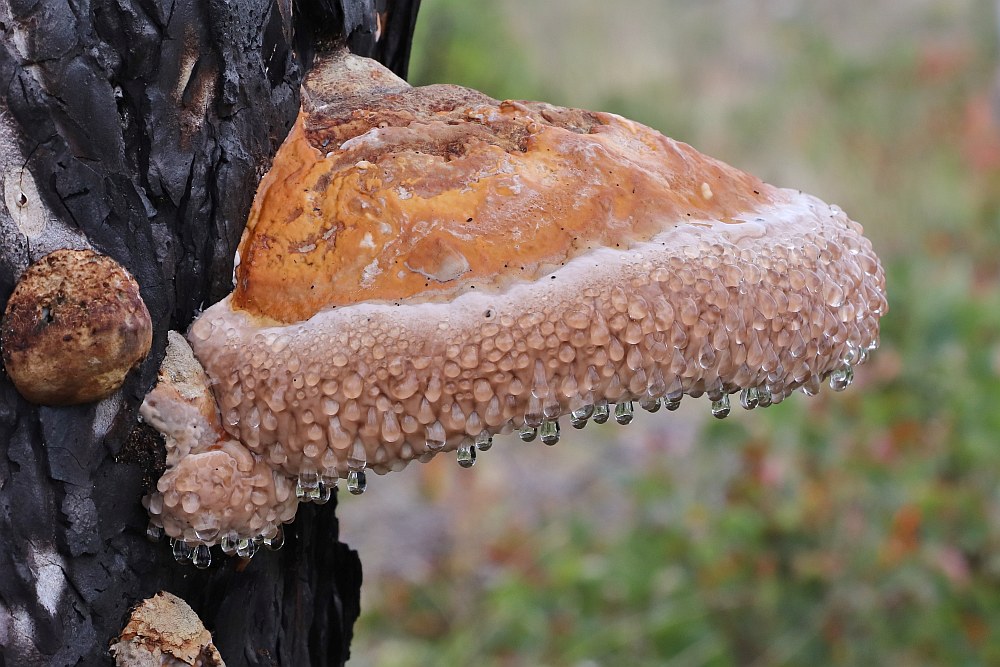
0,1,419,664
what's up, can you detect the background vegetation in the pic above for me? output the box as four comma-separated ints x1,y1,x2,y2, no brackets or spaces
345,0,1000,664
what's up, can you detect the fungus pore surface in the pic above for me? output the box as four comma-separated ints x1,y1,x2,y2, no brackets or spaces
143,52,887,552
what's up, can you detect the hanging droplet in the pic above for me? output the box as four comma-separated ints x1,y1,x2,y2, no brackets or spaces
475,430,493,452
524,394,544,428
518,424,537,442
236,537,258,559
843,342,860,365
146,522,163,542
264,526,285,551
348,439,368,471
739,387,759,410
220,532,238,556
194,525,220,544
570,403,593,429
540,419,560,445
829,364,854,391
296,469,321,502
321,468,339,490
191,544,212,569
757,389,773,408
457,441,477,468
614,401,634,425
542,389,561,420
592,401,610,424
425,421,446,451
315,481,333,505
171,539,192,564
663,394,682,411
348,469,367,495
639,396,661,413
711,394,731,419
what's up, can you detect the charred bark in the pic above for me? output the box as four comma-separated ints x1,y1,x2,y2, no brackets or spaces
0,1,419,664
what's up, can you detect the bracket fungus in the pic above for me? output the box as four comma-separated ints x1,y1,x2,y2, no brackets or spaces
142,52,887,561
1,248,152,405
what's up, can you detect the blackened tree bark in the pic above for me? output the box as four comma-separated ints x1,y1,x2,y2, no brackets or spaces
0,0,419,664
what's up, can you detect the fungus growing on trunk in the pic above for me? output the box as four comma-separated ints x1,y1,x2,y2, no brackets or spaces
142,52,886,557
1,248,152,405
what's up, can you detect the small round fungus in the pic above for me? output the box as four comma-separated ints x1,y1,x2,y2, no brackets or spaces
144,52,887,554
1,248,152,405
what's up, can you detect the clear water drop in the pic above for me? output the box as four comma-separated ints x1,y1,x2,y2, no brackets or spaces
570,403,594,429
171,539,192,563
800,375,821,396
295,469,320,502
348,439,368,471
540,420,560,446
592,402,610,424
475,430,493,452
639,396,661,413
321,468,339,490
191,544,212,569
829,364,854,391
315,481,333,505
348,470,367,495
739,387,759,410
524,394,544,428
843,342,860,365
425,421,446,451
236,537,258,559
757,389,773,408
457,442,477,468
711,394,731,419
518,424,537,442
264,526,285,551
663,395,682,411
220,532,238,556
614,401,634,425
146,522,163,542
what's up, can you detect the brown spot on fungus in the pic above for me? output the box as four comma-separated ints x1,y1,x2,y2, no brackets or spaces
1,248,152,405
143,52,887,553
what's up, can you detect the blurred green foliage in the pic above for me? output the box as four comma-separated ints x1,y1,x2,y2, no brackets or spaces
353,0,1000,664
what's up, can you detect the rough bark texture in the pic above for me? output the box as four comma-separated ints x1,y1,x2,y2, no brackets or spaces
0,0,419,664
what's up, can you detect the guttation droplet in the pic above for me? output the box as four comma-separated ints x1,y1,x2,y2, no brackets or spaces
829,364,854,391
171,539,192,564
664,394,682,411
740,387,759,410
475,431,493,452
592,402,610,424
295,470,321,502
457,442,477,468
639,396,661,413
191,544,212,569
711,394,731,419
570,404,594,429
236,537,259,559
519,424,538,442
757,390,773,408
220,533,238,556
425,422,446,451
348,470,367,495
540,420,560,446
264,526,285,551
146,522,164,543
614,401,634,425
